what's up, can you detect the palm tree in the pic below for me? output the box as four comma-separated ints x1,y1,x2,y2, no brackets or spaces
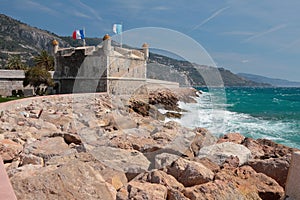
34,50,54,71
6,55,26,70
23,66,54,95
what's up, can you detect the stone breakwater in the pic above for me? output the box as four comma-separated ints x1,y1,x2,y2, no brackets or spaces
0,88,296,200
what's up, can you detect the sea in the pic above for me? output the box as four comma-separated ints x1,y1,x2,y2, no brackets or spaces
172,87,300,149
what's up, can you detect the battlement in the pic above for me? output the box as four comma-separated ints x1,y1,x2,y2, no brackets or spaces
53,34,148,95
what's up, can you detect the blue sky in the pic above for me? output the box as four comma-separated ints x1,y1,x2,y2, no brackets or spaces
2,0,300,81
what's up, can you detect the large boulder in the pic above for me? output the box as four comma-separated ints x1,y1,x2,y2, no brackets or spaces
90,146,150,174
0,139,23,162
11,160,116,200
183,180,248,200
100,168,127,190
190,128,217,156
149,89,180,111
215,166,285,200
135,170,187,200
183,165,285,200
167,157,214,187
127,181,167,200
247,157,290,187
198,142,251,166
217,132,245,144
23,137,70,161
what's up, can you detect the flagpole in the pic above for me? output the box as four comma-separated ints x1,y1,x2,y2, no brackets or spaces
120,22,123,48
83,27,86,47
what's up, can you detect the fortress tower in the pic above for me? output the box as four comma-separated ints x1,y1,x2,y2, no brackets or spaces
53,34,147,95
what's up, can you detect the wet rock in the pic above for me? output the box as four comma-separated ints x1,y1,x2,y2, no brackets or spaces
149,89,180,111
167,157,214,187
198,142,251,166
128,99,150,117
0,139,23,162
165,111,182,118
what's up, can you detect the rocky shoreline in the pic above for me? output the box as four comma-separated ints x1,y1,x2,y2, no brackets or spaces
0,88,297,199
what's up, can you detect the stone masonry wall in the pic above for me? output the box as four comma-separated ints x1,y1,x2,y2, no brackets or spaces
54,48,108,94
108,56,145,79
0,80,23,97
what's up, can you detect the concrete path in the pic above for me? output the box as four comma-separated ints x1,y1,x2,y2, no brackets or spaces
0,156,17,200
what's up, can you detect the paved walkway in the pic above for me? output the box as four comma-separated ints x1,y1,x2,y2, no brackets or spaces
0,156,17,200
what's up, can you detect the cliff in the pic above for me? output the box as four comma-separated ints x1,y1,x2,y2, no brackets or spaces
0,88,294,199
0,14,69,67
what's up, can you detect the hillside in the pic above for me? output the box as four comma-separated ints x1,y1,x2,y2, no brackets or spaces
0,14,69,67
0,14,268,87
238,73,300,87
149,53,270,87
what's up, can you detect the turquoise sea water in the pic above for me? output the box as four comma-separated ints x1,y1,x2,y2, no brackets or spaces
175,87,300,149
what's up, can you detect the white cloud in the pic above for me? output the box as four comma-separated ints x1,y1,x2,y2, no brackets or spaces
153,6,169,11
191,6,230,31
222,31,255,36
69,0,103,21
20,0,58,15
243,24,287,42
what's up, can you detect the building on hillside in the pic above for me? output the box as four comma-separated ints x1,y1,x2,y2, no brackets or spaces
53,34,149,95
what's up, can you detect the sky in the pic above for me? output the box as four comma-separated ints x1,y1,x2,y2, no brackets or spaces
2,0,300,81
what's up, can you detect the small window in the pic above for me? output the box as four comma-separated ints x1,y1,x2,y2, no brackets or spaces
128,68,129,72
118,68,119,72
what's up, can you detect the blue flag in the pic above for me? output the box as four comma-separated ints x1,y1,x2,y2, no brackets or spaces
113,24,122,34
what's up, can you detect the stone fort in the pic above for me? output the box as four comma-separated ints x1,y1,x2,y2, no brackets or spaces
53,34,149,95
0,34,179,97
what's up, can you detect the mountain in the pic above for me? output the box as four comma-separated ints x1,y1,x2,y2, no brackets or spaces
238,73,300,87
0,14,69,67
0,14,268,87
149,53,270,87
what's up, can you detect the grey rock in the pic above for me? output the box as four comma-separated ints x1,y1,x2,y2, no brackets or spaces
198,142,251,166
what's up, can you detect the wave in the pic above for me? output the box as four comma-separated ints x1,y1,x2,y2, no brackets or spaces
166,92,300,149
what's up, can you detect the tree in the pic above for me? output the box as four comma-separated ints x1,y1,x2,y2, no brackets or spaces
23,66,54,95
34,50,54,71
6,55,27,70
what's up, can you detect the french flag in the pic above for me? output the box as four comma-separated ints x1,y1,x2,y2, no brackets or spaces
72,29,85,40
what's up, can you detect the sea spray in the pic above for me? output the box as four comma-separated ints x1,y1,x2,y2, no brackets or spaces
166,87,300,149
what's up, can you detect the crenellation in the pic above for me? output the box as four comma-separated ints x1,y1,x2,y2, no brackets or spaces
54,34,148,95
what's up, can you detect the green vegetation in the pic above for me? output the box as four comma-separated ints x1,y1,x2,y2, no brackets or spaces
34,50,54,71
23,66,54,95
0,96,23,103
6,55,28,70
